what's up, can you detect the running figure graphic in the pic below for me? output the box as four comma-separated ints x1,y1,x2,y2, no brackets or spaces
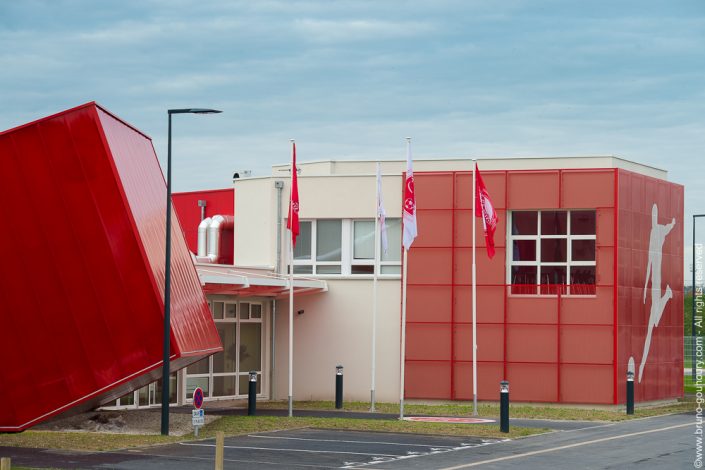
638,203,676,383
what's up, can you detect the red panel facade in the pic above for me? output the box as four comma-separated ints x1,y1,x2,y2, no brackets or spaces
0,103,221,431
616,169,684,403
172,188,234,259
405,167,683,404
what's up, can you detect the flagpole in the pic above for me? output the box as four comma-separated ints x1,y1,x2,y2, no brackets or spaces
400,248,408,420
288,139,295,418
371,163,381,412
472,159,478,416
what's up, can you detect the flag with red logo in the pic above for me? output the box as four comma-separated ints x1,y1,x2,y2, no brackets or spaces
402,141,417,251
475,163,498,258
287,141,300,247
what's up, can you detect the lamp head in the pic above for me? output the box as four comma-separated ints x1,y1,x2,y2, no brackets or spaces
169,108,222,115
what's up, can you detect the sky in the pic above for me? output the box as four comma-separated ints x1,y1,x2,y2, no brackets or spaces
2,0,704,273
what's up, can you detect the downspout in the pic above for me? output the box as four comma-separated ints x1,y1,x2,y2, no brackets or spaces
272,180,284,400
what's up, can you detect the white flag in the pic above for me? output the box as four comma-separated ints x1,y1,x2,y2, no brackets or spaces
377,162,388,255
402,140,417,251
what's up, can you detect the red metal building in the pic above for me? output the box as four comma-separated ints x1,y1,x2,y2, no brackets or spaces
0,103,222,431
405,167,683,404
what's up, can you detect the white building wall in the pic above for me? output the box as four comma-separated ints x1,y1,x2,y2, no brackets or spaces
272,279,401,402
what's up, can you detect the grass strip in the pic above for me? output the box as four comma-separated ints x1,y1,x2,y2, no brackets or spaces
257,399,694,421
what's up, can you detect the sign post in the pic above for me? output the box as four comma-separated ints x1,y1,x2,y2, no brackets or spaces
192,387,205,436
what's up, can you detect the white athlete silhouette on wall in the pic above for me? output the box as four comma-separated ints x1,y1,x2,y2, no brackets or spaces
635,203,676,383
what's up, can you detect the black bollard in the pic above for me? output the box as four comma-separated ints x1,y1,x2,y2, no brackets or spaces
248,371,257,416
500,380,509,433
335,365,344,409
626,370,634,415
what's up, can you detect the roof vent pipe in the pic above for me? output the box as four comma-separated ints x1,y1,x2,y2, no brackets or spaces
207,215,234,263
197,217,212,258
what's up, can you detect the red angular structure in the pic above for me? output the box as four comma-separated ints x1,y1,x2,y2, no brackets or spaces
0,103,222,432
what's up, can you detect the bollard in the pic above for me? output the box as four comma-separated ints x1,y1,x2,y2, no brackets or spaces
0,457,10,470
215,431,224,470
335,365,344,409
500,380,509,433
248,371,257,416
626,370,634,415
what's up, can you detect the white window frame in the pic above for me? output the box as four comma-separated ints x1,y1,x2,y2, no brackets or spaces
291,218,402,277
185,299,266,402
507,209,597,297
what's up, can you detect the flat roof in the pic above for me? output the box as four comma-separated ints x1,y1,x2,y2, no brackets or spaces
268,156,667,180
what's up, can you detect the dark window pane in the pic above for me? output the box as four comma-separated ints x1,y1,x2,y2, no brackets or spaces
512,211,537,235
570,266,596,295
316,265,341,274
293,221,312,260
512,240,536,261
187,356,209,374
572,240,596,261
541,211,567,235
540,266,567,295
212,302,224,320
213,376,237,397
292,265,313,274
571,211,596,235
317,220,342,261
352,265,375,274
511,266,537,294
541,239,567,262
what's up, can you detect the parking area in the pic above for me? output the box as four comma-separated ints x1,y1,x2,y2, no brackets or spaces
115,428,506,469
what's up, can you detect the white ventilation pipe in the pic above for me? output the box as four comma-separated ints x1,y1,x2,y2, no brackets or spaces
197,217,212,258
207,215,234,263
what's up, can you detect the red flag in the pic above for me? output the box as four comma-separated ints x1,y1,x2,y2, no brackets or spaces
475,163,498,259
287,142,300,247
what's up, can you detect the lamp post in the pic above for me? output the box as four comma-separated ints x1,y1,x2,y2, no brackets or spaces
161,108,221,436
693,214,705,381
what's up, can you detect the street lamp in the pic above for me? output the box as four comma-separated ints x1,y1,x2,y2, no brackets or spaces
161,108,222,436
692,214,705,380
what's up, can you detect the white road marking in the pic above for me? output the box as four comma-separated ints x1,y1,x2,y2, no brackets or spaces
248,434,457,448
438,422,691,469
179,441,399,457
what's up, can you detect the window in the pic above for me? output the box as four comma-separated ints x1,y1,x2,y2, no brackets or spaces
508,210,596,295
290,218,402,275
186,300,264,400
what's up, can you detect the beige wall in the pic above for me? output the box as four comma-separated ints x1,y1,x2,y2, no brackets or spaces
272,278,401,402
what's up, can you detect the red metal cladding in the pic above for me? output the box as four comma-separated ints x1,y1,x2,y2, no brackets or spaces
404,168,683,404
0,103,222,432
172,188,234,259
616,169,684,403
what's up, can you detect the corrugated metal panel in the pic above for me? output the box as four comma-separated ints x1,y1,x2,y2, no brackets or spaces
0,103,221,431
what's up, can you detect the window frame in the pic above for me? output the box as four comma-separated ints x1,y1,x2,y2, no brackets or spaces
507,209,597,297
290,218,402,277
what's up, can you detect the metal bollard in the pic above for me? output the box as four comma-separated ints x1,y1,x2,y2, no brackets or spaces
500,380,509,433
626,370,634,415
335,365,344,409
248,371,257,416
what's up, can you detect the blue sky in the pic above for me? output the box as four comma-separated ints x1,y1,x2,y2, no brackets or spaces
2,1,704,267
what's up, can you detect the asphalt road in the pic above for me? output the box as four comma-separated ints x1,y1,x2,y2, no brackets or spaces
0,412,695,469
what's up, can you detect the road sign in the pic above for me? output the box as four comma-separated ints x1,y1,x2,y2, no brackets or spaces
192,409,205,426
193,387,204,409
